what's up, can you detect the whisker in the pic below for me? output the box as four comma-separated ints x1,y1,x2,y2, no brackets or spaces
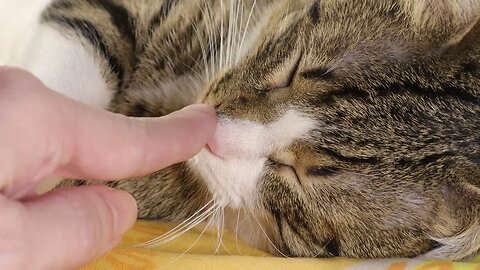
232,0,243,64
221,241,233,255
166,206,220,265
226,0,233,67
219,0,225,70
142,203,218,247
214,205,223,253
236,0,245,62
218,207,233,255
237,0,256,62
189,7,211,80
183,59,207,82
134,199,217,248
139,204,217,248
203,0,217,79
311,239,332,258
247,205,291,258
235,209,242,254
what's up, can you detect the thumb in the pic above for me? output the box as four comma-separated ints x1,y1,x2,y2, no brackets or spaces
55,103,218,181
0,186,137,270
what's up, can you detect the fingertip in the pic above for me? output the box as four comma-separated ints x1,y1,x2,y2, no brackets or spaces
0,66,50,103
94,188,138,238
0,66,26,75
0,67,41,86
135,104,217,170
181,103,217,116
20,186,138,269
177,104,218,134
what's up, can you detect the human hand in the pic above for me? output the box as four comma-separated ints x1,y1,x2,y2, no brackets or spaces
0,68,217,269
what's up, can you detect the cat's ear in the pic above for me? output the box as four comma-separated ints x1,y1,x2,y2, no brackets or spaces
402,0,480,46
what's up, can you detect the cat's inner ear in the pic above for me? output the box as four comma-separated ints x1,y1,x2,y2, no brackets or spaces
402,0,480,46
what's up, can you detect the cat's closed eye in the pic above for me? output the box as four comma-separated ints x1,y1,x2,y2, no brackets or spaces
306,166,340,177
267,158,302,183
258,53,302,95
301,67,334,80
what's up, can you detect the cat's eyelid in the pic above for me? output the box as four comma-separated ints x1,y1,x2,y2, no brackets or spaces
264,52,302,90
301,67,334,80
307,166,341,177
268,158,303,186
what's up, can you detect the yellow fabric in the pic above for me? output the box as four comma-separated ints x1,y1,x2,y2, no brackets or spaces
81,220,480,270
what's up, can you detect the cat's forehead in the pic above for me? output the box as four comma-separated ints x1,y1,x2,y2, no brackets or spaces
250,0,434,87
256,1,414,70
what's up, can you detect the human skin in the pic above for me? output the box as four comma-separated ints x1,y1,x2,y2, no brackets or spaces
0,68,217,270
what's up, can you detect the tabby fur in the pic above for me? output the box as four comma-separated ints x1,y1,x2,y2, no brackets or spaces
2,0,479,259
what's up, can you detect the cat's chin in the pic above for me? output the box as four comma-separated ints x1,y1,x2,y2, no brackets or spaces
188,148,267,208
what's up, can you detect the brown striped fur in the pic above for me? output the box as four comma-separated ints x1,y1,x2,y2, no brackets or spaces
44,0,480,259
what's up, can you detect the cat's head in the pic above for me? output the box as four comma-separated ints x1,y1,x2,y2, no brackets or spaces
190,0,480,259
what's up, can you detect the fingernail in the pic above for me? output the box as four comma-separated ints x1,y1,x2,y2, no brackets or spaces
103,190,137,238
181,104,216,116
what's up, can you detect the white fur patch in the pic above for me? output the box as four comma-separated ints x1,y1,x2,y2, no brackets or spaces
190,110,316,208
237,5,276,59
0,0,54,64
208,110,316,159
10,24,113,109
1,1,112,109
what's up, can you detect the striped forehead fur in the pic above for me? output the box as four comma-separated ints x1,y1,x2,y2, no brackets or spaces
3,0,479,260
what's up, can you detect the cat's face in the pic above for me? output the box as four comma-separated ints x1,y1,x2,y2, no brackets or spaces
190,0,480,259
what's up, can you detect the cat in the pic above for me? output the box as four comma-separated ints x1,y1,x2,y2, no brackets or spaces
1,0,479,260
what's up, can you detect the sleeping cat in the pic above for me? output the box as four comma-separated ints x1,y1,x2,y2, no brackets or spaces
1,0,479,260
